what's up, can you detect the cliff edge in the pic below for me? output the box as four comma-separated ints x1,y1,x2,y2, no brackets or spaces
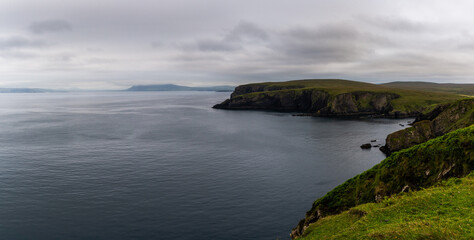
214,79,464,118
381,99,474,155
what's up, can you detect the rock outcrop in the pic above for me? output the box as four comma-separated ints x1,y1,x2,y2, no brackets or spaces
381,99,474,155
360,143,372,149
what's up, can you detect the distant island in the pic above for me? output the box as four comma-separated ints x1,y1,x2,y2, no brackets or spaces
0,84,235,93
126,84,234,92
0,88,61,93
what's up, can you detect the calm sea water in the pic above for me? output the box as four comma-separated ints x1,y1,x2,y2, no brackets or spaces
0,92,409,240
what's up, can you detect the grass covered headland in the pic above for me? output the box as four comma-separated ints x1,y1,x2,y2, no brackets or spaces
291,125,474,239
214,79,471,117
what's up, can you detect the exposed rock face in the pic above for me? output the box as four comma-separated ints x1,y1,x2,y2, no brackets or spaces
230,84,304,98
214,87,400,117
381,99,474,155
214,89,330,112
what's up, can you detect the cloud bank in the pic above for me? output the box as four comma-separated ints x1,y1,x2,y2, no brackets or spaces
0,0,473,89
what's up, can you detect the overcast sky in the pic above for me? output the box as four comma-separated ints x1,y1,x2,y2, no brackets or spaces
1,0,474,89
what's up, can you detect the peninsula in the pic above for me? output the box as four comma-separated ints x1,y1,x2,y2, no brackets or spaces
213,79,470,118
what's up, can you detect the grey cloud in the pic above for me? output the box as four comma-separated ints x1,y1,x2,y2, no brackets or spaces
224,21,268,42
196,39,241,52
29,19,72,34
0,51,37,59
360,16,429,33
274,25,374,63
351,52,473,80
0,36,46,50
457,41,474,50
50,54,75,63
182,21,266,53
151,41,163,48
171,23,397,78
1,0,474,89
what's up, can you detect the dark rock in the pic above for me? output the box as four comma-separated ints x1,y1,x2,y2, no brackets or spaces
371,140,377,142
214,86,403,117
360,143,372,149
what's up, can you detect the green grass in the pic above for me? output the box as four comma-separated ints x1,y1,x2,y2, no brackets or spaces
292,125,474,237
382,81,474,96
389,90,462,114
299,173,474,240
235,79,468,114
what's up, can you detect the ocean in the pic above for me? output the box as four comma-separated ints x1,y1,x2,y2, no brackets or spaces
0,91,409,240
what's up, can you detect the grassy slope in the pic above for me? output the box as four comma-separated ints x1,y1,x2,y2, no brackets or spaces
294,125,473,237
238,79,466,113
382,81,474,97
299,173,474,240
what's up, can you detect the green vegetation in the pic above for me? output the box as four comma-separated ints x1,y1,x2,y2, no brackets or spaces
241,79,380,95
299,173,474,240
389,90,462,114
382,81,474,97
230,79,468,115
292,125,474,238
382,99,474,154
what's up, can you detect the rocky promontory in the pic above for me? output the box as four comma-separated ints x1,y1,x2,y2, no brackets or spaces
213,79,464,118
381,99,474,155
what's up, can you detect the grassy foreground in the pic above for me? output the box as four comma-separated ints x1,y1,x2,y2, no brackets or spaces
299,173,474,240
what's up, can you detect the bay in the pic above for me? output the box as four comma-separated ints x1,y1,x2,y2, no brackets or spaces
0,92,409,240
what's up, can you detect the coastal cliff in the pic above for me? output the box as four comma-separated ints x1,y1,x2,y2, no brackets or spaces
214,79,465,117
381,99,474,155
215,88,399,116
291,125,474,239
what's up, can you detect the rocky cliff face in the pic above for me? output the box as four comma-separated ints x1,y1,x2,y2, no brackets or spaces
229,84,304,98
381,99,474,155
291,126,474,239
214,86,400,117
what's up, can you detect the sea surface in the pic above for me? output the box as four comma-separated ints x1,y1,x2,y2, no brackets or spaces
0,91,410,240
